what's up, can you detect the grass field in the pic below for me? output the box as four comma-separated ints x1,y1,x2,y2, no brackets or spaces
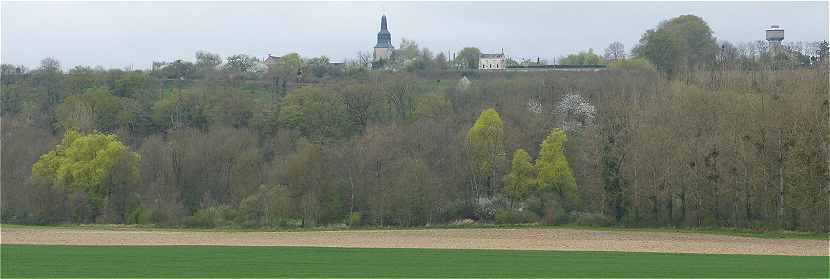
2,245,828,278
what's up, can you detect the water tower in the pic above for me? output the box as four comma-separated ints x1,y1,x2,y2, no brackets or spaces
765,25,784,49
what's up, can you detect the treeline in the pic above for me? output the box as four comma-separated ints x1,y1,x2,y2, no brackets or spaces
3,62,827,231
1,15,828,231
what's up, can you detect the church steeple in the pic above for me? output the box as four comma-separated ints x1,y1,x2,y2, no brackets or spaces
375,14,393,49
373,14,394,62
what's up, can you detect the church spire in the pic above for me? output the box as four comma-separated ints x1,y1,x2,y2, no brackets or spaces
374,14,393,49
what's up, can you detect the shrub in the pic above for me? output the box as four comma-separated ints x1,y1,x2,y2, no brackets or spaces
184,205,237,228
450,218,477,226
541,205,572,225
608,58,656,72
349,212,362,227
574,212,613,227
237,185,290,228
494,209,539,225
124,197,146,225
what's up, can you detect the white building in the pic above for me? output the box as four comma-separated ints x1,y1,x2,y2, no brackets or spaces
765,25,784,51
479,53,506,70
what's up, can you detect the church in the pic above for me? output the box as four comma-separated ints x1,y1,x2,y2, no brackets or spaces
373,15,394,61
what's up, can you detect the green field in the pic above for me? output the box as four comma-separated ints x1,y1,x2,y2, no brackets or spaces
2,245,827,278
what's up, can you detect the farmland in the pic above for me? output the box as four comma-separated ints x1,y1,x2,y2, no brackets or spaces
2,226,827,256
2,226,828,277
2,244,827,278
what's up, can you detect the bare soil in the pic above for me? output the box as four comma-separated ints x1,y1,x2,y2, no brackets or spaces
1,227,826,256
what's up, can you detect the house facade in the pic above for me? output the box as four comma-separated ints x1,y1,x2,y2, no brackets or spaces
479,53,506,70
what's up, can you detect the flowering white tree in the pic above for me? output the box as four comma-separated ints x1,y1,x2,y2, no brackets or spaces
527,97,543,114
556,94,595,131
457,76,471,91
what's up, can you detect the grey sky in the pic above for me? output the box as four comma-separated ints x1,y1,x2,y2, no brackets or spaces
2,1,827,70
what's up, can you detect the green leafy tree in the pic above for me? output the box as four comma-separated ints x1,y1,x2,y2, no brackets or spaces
195,51,223,69
151,89,209,130
195,51,223,78
113,71,147,97
305,56,334,79
238,184,290,227
56,87,138,132
398,38,420,61
535,128,577,208
155,59,194,80
456,47,481,70
559,49,605,65
433,52,449,71
503,149,535,205
632,14,718,75
268,52,303,81
32,129,140,222
467,108,504,198
224,54,260,73
278,86,352,140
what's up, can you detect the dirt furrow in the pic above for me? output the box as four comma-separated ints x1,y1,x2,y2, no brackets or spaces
1,227,826,256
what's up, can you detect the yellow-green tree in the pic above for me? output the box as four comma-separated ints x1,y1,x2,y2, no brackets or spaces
467,108,504,198
32,129,140,221
535,128,577,208
502,149,535,206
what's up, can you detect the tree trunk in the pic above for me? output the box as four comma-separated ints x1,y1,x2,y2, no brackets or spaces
778,131,785,229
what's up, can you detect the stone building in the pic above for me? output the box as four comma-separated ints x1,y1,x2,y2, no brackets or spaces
373,15,394,61
479,52,506,70
264,54,282,66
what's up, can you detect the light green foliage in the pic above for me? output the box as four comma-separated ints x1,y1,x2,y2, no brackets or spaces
502,149,535,203
278,86,352,139
608,58,656,72
398,38,420,61
32,129,140,206
535,129,577,206
467,108,504,176
559,49,605,65
271,52,303,80
349,212,362,227
632,14,718,75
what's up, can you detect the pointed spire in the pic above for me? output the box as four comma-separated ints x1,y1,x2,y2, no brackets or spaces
380,15,388,31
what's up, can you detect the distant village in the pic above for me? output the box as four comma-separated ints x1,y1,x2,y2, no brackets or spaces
140,14,821,83
279,15,814,76
264,15,609,74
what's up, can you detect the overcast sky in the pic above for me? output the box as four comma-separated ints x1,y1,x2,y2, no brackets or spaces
2,1,827,69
